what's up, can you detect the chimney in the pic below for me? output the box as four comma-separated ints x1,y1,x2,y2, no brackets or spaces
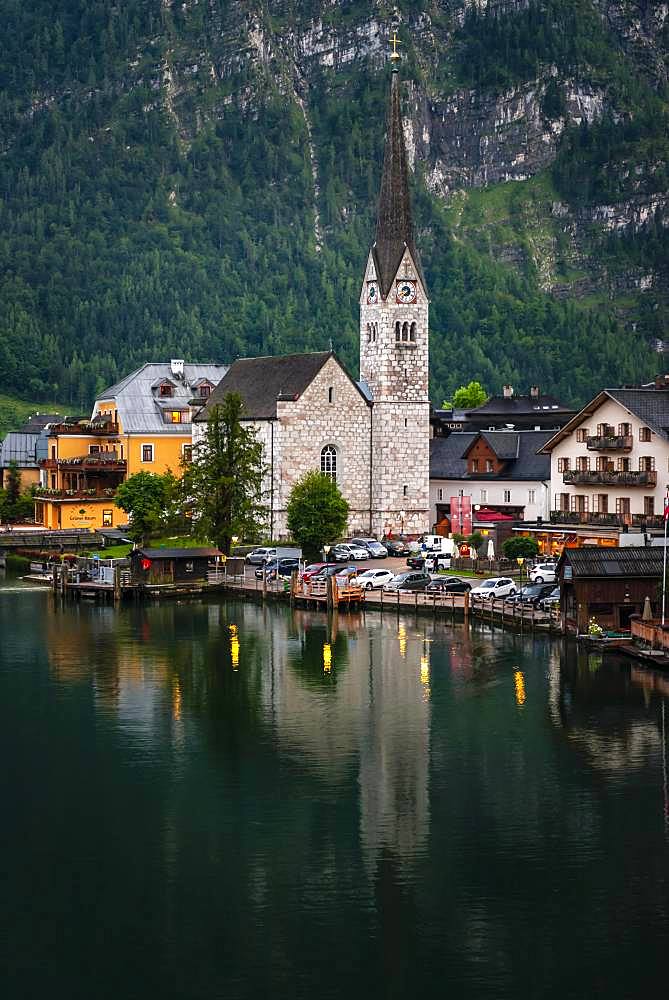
170,359,185,379
654,373,669,390
529,385,540,399
503,384,514,398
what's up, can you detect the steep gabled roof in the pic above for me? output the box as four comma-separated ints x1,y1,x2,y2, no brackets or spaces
560,546,664,578
96,362,227,434
541,388,669,452
195,351,369,421
373,69,426,299
431,430,551,481
0,432,39,468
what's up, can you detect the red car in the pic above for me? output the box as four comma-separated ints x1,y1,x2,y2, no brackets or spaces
302,562,337,582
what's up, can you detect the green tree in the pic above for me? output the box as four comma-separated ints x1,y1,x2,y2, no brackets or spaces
502,536,539,560
443,381,489,409
115,471,174,544
6,462,21,510
286,471,349,561
184,394,266,555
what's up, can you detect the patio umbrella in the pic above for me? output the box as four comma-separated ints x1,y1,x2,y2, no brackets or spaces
642,595,652,621
487,538,495,559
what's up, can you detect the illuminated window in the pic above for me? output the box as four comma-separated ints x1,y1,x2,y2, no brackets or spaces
321,444,337,482
171,411,183,423
102,510,113,527
142,444,154,463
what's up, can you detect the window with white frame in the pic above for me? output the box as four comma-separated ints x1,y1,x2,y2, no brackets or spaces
480,489,488,502
320,444,337,482
503,490,511,503
437,488,443,501
141,444,154,463
528,489,535,504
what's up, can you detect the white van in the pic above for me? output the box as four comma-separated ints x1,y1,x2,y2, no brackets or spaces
423,535,455,556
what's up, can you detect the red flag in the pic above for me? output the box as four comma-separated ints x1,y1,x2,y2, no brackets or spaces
664,496,669,520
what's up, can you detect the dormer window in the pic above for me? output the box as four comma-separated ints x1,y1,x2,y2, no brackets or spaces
159,383,174,397
199,384,211,397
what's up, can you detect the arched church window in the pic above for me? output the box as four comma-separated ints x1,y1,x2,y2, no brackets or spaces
328,386,334,404
409,322,416,342
366,323,372,343
402,322,409,342
321,445,337,482
395,321,401,341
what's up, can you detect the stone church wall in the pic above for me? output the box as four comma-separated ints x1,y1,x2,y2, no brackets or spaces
271,356,373,539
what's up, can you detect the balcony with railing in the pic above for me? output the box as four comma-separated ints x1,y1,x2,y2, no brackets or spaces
562,469,657,487
35,487,119,501
549,511,664,529
46,419,120,436
40,452,126,473
586,434,633,452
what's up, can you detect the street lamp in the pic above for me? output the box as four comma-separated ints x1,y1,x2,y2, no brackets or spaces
516,556,525,589
323,543,331,563
399,509,406,536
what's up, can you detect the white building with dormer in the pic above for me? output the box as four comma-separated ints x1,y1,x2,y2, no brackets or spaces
193,62,431,540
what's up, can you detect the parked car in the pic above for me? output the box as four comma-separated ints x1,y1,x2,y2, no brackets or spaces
382,539,408,556
255,558,300,580
426,576,472,594
470,577,517,600
331,543,369,562
302,562,336,581
539,587,561,612
506,583,556,606
384,571,431,592
529,562,557,584
406,554,427,569
425,553,451,572
246,546,277,565
312,564,347,579
357,568,395,590
335,566,361,586
350,538,388,559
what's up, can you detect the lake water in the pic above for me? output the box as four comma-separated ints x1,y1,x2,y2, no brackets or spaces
1,578,668,999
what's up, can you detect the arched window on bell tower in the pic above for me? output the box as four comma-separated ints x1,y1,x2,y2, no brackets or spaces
321,444,337,483
410,322,416,342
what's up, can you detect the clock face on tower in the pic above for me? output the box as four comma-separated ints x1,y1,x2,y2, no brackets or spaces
396,280,417,304
367,281,379,304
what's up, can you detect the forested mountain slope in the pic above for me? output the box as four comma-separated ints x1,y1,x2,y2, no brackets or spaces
0,0,667,409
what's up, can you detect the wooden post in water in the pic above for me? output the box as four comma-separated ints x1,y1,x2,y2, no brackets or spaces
113,565,121,604
290,570,297,607
52,564,58,593
262,568,267,602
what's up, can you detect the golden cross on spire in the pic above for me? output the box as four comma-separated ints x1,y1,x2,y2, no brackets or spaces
389,31,402,61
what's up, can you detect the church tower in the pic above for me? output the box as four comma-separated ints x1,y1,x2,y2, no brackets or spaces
360,54,430,538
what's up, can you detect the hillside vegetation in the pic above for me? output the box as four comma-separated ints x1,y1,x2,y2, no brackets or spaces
0,0,667,410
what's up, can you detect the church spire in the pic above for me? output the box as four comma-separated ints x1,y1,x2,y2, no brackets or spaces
373,60,424,299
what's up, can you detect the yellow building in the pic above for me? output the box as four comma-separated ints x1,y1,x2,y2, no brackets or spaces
34,360,226,531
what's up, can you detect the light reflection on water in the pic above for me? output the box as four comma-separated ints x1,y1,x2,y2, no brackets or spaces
1,586,668,1000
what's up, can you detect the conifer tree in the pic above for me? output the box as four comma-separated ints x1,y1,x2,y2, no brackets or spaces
184,394,266,555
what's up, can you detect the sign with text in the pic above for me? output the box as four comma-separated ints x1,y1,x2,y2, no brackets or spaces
450,495,472,536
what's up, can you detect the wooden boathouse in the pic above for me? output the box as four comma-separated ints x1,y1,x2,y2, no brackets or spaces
130,547,223,587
